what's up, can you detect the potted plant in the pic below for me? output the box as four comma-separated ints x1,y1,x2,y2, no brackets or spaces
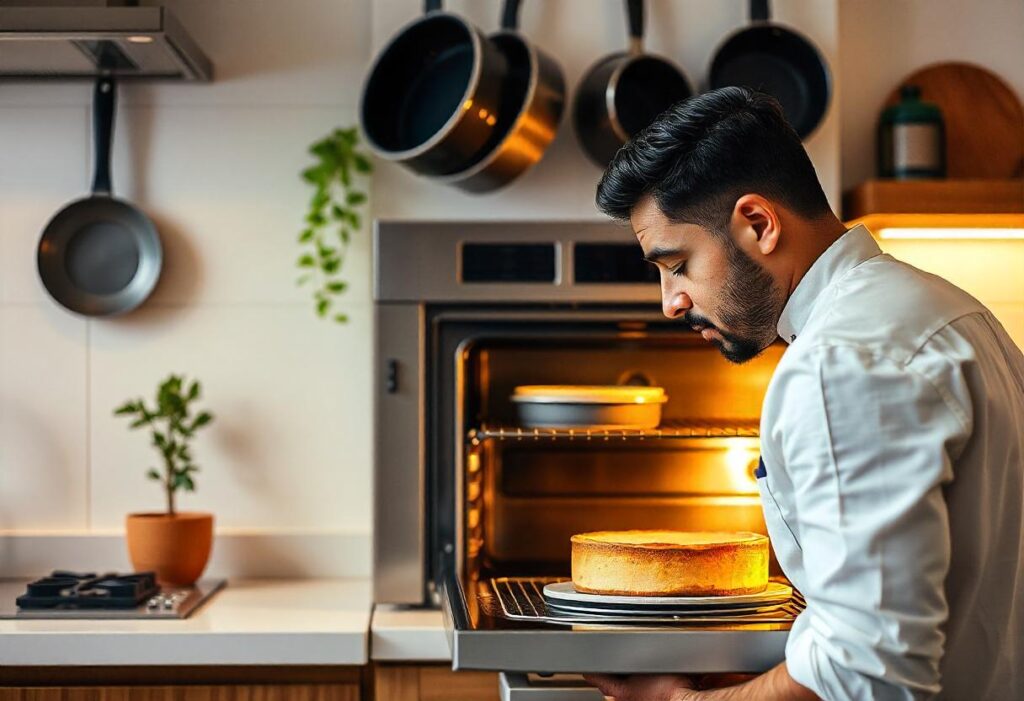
114,374,215,585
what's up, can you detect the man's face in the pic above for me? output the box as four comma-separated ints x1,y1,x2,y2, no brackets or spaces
632,196,785,364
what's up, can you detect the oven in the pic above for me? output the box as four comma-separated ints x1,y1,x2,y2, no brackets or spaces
373,221,797,697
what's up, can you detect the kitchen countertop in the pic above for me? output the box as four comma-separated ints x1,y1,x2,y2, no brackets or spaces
371,604,451,661
0,578,371,666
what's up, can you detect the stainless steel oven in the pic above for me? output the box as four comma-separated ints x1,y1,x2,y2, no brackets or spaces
373,221,797,695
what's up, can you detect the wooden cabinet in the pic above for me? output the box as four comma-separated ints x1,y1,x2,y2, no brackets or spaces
0,667,363,701
373,665,499,701
0,685,359,701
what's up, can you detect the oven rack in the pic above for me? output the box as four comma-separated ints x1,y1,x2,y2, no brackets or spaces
471,419,760,442
489,577,803,626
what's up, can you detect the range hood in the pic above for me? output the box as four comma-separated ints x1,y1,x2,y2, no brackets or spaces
0,1,211,81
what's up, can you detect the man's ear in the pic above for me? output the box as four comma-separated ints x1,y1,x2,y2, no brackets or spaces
731,194,781,256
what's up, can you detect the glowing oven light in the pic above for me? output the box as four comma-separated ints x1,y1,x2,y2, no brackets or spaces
724,439,760,490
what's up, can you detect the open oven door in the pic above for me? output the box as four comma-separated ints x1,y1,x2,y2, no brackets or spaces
441,569,794,675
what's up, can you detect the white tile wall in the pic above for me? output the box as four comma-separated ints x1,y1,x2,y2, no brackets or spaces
87,304,371,530
0,305,88,530
0,0,375,562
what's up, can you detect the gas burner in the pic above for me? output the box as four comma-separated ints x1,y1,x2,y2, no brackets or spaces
1,571,226,619
16,570,160,609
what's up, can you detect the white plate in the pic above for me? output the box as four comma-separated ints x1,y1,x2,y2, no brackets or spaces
542,581,792,609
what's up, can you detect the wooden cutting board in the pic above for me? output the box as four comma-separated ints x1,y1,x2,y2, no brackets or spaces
884,62,1024,179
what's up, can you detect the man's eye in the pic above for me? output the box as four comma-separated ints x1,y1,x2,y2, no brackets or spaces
670,261,687,277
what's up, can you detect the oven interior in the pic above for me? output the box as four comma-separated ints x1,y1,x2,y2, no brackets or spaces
444,319,787,590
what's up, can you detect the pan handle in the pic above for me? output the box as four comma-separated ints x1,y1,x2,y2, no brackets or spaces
424,0,442,13
626,0,643,55
91,76,115,196
750,0,770,23
501,0,521,31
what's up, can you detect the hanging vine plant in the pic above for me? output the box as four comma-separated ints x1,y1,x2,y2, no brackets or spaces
297,127,372,323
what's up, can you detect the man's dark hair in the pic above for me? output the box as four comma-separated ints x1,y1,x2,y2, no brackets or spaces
596,87,832,234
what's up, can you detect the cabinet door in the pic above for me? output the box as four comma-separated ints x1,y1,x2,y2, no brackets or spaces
375,665,499,701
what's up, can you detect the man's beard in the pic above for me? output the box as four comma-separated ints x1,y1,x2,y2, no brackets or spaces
684,241,784,364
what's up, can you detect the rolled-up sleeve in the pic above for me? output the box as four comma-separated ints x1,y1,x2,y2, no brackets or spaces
771,343,970,699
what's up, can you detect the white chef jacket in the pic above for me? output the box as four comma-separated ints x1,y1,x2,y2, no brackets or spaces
759,225,1024,700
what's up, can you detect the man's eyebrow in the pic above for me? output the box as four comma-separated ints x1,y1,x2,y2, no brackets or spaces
643,246,684,264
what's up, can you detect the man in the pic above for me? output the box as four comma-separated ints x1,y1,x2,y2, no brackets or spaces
584,87,1024,700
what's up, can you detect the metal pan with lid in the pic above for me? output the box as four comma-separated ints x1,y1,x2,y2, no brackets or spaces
511,385,668,430
37,76,163,317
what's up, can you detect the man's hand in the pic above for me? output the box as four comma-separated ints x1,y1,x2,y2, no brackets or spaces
582,673,698,700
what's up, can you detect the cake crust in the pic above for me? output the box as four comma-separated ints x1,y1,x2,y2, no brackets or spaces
571,530,769,596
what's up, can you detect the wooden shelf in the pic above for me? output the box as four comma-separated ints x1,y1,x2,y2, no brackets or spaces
843,179,1024,219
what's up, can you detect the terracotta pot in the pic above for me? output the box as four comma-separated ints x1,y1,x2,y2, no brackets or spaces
125,511,214,586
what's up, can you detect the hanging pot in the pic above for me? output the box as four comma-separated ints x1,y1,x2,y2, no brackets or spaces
573,0,694,167
708,0,831,139
435,0,566,193
359,0,510,177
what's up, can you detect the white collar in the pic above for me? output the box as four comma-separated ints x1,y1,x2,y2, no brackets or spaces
776,224,882,344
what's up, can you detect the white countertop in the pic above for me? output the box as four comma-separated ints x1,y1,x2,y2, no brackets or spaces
371,604,451,661
0,578,372,666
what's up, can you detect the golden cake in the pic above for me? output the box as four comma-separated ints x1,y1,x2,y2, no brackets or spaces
571,530,769,596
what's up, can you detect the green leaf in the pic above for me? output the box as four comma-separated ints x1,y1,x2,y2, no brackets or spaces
297,254,316,268
310,139,334,159
301,165,328,185
322,258,341,274
298,228,315,243
187,381,199,401
333,313,349,324
113,401,137,415
129,417,150,429
353,154,372,173
346,191,367,206
305,210,327,227
326,280,347,294
338,228,350,243
296,274,313,286
311,189,330,210
345,211,361,229
146,468,161,481
331,204,346,221
191,412,213,430
316,298,331,317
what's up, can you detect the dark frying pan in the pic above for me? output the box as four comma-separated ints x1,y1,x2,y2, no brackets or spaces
37,77,162,317
573,0,694,167
360,0,509,177
435,0,566,193
709,0,831,139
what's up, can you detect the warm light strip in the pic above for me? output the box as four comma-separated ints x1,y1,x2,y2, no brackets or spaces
878,228,1024,240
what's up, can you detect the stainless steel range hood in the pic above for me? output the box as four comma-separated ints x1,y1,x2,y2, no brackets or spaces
0,1,212,81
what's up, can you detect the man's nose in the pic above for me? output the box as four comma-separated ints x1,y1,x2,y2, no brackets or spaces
662,289,692,319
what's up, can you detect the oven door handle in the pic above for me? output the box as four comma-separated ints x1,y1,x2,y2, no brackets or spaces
499,673,606,701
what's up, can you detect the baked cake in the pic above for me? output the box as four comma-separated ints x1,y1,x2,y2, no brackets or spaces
571,530,769,596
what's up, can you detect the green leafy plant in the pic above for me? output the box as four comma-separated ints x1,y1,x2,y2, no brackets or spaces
114,374,214,515
298,126,372,323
